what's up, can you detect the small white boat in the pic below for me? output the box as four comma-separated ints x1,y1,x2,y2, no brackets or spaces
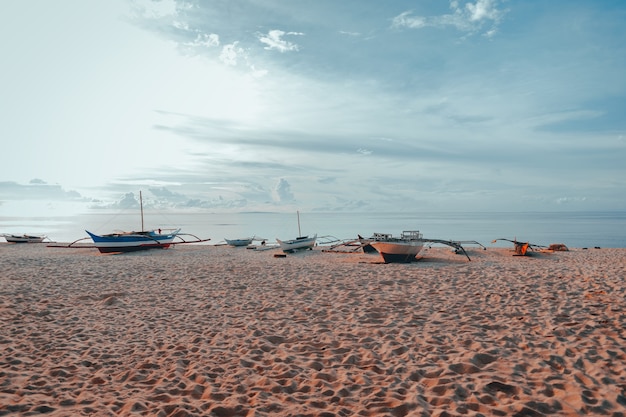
2,234,47,243
225,237,253,247
277,234,317,253
369,230,424,263
277,211,316,253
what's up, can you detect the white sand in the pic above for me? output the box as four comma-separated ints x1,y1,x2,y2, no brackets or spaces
1,243,625,416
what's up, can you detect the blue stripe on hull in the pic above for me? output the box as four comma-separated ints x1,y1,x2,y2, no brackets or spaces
95,244,171,253
86,230,177,253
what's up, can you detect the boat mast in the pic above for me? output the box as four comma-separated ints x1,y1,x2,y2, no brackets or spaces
297,210,302,237
140,191,144,232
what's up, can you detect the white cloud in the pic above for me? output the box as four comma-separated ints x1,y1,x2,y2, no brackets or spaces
179,32,220,56
0,180,84,201
339,30,361,37
463,0,502,22
272,178,295,202
391,12,427,29
188,33,220,48
392,0,506,36
220,42,246,66
556,196,587,205
258,30,303,52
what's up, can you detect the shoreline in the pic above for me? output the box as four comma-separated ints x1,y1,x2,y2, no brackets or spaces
3,210,626,249
1,244,625,416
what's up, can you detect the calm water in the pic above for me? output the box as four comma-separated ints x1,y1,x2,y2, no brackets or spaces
2,211,625,248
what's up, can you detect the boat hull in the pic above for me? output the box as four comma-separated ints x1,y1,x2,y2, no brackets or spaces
514,242,530,256
225,238,253,247
277,235,317,253
370,241,424,263
357,236,379,253
86,230,179,253
3,235,46,243
367,231,424,263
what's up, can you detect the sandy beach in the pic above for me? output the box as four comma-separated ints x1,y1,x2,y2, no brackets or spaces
1,242,625,416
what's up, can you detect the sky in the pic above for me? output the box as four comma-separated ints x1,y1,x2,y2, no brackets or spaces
1,0,625,218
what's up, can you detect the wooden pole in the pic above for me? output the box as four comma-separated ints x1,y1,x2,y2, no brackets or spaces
297,210,302,237
140,191,144,232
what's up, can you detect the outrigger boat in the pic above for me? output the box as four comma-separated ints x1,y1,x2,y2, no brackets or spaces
224,235,269,247
225,237,254,247
277,211,316,253
368,231,425,263
86,229,180,253
2,234,47,243
492,238,546,256
277,235,317,253
81,191,208,253
358,232,479,262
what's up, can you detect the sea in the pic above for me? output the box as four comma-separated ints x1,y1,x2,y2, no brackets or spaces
2,210,625,249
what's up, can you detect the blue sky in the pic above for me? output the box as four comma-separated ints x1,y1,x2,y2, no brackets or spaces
1,0,625,217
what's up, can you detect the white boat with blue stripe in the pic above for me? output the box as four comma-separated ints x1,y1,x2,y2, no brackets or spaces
85,229,180,253
83,191,209,253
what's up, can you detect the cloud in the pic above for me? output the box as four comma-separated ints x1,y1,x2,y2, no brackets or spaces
556,196,587,205
88,188,201,210
118,192,141,209
220,41,246,66
87,191,143,210
130,0,178,19
464,0,502,21
213,41,264,76
392,0,506,37
148,186,190,204
392,13,427,29
272,178,295,202
258,30,303,52
0,180,84,201
185,32,220,49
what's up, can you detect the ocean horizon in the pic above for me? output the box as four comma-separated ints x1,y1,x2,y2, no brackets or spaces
2,210,625,249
